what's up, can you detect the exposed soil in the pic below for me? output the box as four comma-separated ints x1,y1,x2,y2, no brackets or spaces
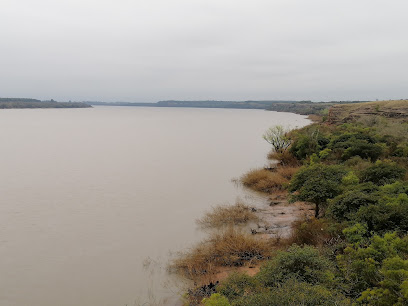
198,191,314,286
251,191,314,238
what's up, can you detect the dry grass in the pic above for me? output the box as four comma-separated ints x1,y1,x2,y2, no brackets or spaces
241,168,288,193
240,166,300,193
276,166,300,180
287,217,343,247
171,227,272,282
197,201,259,228
331,100,408,123
267,150,300,166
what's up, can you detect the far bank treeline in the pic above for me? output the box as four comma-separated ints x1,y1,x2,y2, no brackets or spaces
0,98,91,109
178,100,408,306
87,99,368,114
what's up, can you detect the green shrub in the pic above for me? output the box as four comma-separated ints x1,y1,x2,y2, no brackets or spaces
233,279,350,306
328,191,379,221
217,272,262,301
256,245,334,287
360,160,406,185
202,293,231,306
337,233,408,299
355,193,408,234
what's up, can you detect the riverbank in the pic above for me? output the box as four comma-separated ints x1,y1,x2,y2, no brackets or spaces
172,99,408,306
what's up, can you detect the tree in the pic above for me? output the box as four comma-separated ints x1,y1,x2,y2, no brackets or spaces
289,164,347,217
263,125,292,153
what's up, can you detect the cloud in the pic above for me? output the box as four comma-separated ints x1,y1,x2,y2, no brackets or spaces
0,0,407,101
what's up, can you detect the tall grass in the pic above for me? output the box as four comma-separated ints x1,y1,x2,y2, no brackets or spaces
267,150,300,166
240,166,299,193
197,201,259,228
171,227,272,281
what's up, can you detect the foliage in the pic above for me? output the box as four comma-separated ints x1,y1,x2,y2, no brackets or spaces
179,102,408,305
328,190,379,221
289,218,340,247
354,192,408,234
337,233,408,299
289,163,347,217
217,272,262,301
360,160,406,185
256,245,334,287
233,279,350,306
262,125,292,153
202,293,231,306
289,126,330,160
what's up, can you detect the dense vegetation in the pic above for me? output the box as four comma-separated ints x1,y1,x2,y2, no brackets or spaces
189,101,408,305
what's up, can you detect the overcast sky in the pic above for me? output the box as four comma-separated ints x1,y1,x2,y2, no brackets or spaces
1,0,407,102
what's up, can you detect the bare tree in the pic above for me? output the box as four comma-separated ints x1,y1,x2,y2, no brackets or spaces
262,125,292,153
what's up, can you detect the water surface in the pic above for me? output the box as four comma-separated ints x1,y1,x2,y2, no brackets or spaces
0,106,309,305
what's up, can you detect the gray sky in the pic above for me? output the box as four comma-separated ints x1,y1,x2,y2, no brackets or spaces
1,0,407,102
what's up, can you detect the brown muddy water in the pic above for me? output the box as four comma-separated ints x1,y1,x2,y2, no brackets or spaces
0,106,310,306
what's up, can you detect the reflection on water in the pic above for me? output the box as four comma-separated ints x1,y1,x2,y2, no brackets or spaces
0,106,309,305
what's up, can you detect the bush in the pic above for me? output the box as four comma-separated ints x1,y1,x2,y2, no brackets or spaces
327,131,383,161
290,128,330,160
289,218,339,247
217,272,262,301
328,190,379,221
341,141,383,161
337,232,408,298
256,245,334,287
233,279,350,306
354,193,408,234
360,160,406,185
202,293,231,306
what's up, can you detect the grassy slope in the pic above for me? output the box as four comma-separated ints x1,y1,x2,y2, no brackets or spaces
329,99,408,123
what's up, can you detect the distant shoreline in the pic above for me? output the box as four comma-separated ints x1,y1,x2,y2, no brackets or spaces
0,99,92,109
88,100,366,116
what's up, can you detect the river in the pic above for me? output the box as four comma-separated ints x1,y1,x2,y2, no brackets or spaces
0,106,310,305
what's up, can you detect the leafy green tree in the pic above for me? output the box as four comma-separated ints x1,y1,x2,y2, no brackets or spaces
289,164,347,217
